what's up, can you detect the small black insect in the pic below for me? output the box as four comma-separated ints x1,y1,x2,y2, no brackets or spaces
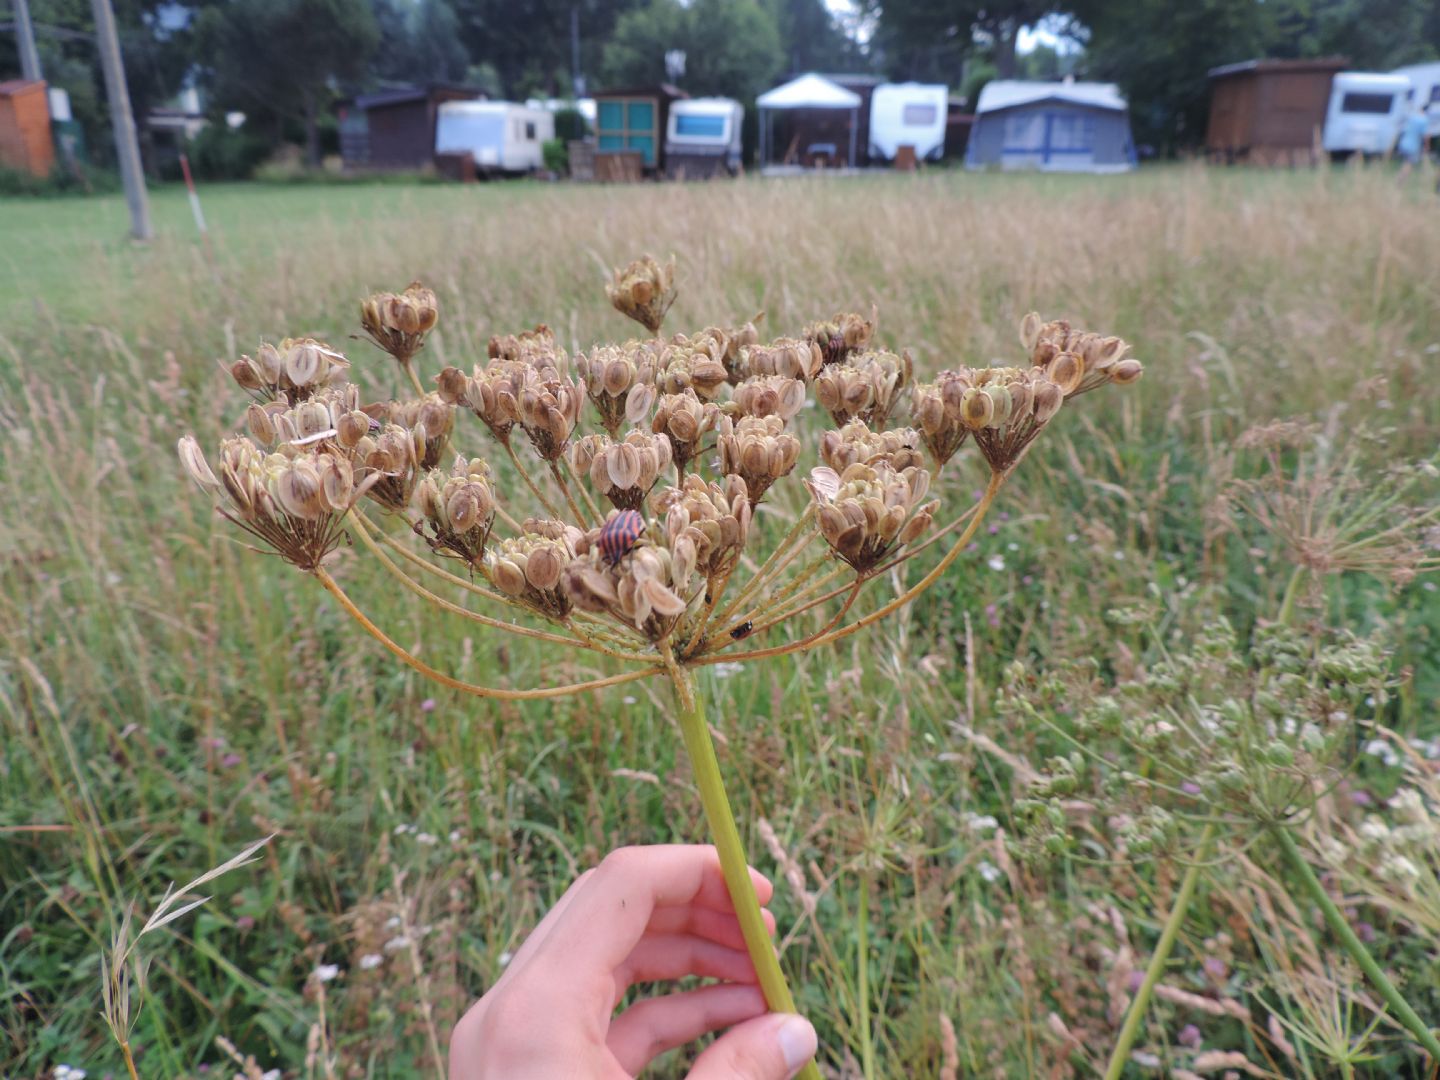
730,621,753,640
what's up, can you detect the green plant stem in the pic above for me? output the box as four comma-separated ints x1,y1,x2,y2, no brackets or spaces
1277,566,1306,627
1103,823,1215,1080
857,877,876,1080
1271,823,1440,1062
665,658,823,1080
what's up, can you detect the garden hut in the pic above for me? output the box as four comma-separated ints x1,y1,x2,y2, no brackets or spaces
757,73,863,169
592,83,687,175
965,79,1136,172
340,83,485,170
0,79,54,177
1205,58,1346,165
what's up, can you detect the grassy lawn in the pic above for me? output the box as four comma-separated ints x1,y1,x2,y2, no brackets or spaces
2,166,1439,1078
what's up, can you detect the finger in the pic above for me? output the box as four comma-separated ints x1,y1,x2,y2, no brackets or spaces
492,867,597,992
613,933,758,998
538,845,772,973
607,984,768,1076
646,903,777,950
687,1012,818,1080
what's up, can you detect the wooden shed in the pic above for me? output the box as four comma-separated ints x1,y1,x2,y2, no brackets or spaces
1205,58,1347,165
0,79,55,178
340,84,485,170
592,84,687,174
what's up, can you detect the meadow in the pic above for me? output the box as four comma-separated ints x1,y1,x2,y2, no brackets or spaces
2,165,1439,1079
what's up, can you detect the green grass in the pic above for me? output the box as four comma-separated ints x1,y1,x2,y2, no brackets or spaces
2,165,1439,1078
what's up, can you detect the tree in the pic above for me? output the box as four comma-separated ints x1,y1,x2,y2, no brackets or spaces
763,0,864,75
864,0,1064,84
197,0,378,166
446,0,644,99
370,0,470,86
601,0,783,102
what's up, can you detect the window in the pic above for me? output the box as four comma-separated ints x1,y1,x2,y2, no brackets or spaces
901,103,937,126
676,113,726,138
1429,85,1440,106
1341,92,1394,114
596,96,658,165
1048,113,1094,151
1003,112,1044,150
525,121,536,140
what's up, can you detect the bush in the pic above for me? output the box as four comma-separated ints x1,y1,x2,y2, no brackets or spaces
553,106,589,143
542,138,568,175
0,162,120,197
187,123,274,181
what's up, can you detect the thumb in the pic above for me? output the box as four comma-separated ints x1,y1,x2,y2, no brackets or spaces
688,1012,817,1080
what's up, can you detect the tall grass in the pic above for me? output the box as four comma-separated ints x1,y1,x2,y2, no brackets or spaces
2,165,1438,1077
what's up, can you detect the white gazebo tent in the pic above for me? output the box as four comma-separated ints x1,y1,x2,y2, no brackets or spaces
757,73,862,168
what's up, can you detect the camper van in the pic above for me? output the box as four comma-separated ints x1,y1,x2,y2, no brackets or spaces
869,83,948,162
664,98,743,178
435,101,555,174
1393,62,1440,138
1322,72,1411,157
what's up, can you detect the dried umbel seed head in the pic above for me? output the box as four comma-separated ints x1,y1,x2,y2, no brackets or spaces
489,324,556,364
820,420,924,473
1020,312,1143,397
655,473,752,580
564,531,690,639
247,385,375,455
489,531,578,617
717,415,800,507
731,375,807,423
437,361,527,444
415,456,497,566
572,430,675,511
360,282,439,365
808,462,937,573
813,349,913,428
958,367,1066,474
607,254,677,335
228,339,350,404
354,422,424,513
741,338,823,383
177,435,364,570
718,314,764,383
516,368,585,461
656,342,729,403
574,343,661,436
911,371,975,465
651,389,719,475
385,393,456,470
803,309,876,366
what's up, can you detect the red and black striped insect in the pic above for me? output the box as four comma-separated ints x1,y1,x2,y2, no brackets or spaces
598,510,645,566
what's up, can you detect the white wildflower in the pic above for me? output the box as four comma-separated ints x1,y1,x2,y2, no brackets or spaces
498,950,514,967
1363,739,1398,766
987,555,1005,572
359,953,383,971
963,812,999,833
977,860,1002,883
313,963,340,983
416,831,438,846
384,935,411,952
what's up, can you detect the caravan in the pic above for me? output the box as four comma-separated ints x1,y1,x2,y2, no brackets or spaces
435,101,555,174
1322,73,1411,157
869,83,947,162
664,98,743,178
1393,62,1440,138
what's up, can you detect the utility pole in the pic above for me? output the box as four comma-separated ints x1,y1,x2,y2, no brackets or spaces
13,0,43,81
90,0,153,240
570,5,583,98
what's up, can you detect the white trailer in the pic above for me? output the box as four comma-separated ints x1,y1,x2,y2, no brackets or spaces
435,101,554,174
869,82,948,162
1393,62,1440,137
1322,72,1411,156
664,97,743,178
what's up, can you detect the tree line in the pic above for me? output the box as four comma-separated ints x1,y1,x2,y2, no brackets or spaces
2,0,1436,177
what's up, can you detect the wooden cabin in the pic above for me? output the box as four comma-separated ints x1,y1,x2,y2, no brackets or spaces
1205,58,1347,165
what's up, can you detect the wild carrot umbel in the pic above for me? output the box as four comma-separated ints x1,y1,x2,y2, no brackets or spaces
177,262,1142,1073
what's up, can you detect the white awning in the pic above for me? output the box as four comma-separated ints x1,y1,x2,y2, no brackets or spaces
757,73,861,111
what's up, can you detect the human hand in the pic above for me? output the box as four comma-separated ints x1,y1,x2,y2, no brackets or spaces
449,844,818,1079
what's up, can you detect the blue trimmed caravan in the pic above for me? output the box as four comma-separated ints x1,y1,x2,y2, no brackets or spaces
965,80,1136,173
